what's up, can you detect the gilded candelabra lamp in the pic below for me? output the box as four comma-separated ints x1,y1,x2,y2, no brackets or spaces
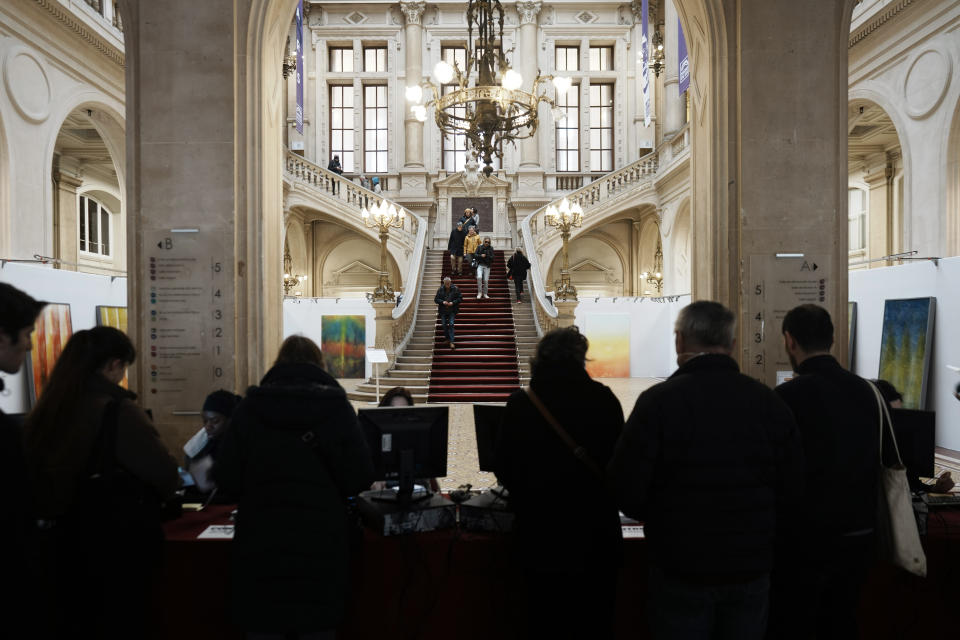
543,197,585,301
405,0,572,178
282,243,307,295
361,200,406,302
641,231,665,295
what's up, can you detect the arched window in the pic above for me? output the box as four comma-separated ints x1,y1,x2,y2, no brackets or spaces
78,194,112,258
848,187,867,253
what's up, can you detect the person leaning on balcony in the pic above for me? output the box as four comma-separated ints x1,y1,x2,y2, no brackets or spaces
475,237,495,299
463,226,481,275
447,222,467,276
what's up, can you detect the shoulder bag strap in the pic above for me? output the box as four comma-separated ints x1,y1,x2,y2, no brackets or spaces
524,386,603,479
867,380,903,467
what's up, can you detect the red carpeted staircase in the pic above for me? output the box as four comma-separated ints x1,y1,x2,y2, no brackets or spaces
428,250,521,403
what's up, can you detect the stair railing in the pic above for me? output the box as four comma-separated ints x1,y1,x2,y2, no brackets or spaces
520,148,662,336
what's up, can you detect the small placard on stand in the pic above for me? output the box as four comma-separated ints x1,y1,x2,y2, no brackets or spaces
367,349,389,402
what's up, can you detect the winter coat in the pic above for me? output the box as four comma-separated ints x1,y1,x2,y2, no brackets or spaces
434,284,463,316
495,364,624,572
507,252,531,281
447,227,467,256
610,353,804,578
212,363,374,632
463,233,481,256
476,243,495,267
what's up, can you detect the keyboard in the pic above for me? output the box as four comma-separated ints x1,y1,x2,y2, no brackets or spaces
925,493,960,507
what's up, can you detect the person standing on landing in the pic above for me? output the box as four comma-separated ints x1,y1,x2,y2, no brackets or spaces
447,222,467,276
434,277,462,350
475,237,495,299
507,247,531,303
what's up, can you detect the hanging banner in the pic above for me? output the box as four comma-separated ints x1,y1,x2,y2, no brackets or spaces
678,17,690,96
641,0,651,127
295,0,304,134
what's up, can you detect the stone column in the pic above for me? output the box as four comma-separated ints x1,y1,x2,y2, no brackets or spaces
399,0,427,195
662,0,685,136
554,300,579,328
865,158,894,265
53,171,82,271
631,0,655,150
372,301,397,369
517,1,542,170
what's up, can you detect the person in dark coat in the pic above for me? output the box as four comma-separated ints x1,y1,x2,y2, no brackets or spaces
609,301,803,640
506,248,531,303
447,222,467,276
766,304,885,640
24,326,180,639
183,389,242,500
0,283,46,634
458,207,479,232
434,276,462,350
327,155,343,194
475,236,495,299
495,326,624,640
212,336,374,637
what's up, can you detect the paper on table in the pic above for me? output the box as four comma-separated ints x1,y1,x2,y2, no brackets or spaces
198,525,234,539
622,525,645,539
183,427,209,459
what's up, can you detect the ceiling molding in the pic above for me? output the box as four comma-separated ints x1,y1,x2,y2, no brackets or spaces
33,0,125,67
849,0,914,49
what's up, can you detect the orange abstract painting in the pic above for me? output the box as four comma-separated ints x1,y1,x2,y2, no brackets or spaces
584,314,631,378
28,303,73,402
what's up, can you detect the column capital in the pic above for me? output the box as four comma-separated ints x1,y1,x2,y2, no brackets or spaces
517,1,542,25
399,0,426,25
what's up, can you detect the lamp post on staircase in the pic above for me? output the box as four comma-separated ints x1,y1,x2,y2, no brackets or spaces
543,197,584,301
361,200,406,302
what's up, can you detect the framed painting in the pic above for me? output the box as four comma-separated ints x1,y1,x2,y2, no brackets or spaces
321,315,366,379
26,302,73,404
878,297,935,410
584,314,631,378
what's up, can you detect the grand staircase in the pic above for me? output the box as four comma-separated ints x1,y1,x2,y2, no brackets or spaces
427,250,521,403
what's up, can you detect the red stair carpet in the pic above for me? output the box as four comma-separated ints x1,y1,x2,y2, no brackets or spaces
428,250,521,403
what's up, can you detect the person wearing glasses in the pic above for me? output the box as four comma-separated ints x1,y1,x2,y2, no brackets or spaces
475,236,495,299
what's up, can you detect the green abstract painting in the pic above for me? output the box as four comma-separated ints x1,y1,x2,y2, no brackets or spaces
321,315,366,379
878,297,935,410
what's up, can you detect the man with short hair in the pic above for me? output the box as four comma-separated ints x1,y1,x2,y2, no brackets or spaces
0,282,46,629
434,276,462,350
766,304,882,640
610,300,803,640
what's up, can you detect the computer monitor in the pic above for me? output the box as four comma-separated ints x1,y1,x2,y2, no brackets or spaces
473,404,505,473
890,408,935,479
358,406,448,504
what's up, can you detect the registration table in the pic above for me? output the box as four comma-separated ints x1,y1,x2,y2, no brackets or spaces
152,505,960,639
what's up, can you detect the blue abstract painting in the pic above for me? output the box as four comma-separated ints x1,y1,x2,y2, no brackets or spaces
878,297,935,410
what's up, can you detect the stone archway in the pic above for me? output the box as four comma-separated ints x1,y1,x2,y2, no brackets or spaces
947,96,960,256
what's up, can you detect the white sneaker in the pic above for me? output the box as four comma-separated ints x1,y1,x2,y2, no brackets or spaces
476,293,482,299
483,294,490,299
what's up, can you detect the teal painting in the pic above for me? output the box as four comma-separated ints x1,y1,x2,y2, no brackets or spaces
321,315,366,379
878,297,935,410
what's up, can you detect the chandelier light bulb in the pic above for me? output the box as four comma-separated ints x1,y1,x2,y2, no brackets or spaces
387,203,398,220
502,69,523,91
551,106,565,122
361,206,369,218
411,104,427,121
284,272,290,279
405,85,423,103
552,76,572,94
559,198,571,215
434,60,455,84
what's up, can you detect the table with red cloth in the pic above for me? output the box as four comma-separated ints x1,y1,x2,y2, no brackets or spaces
153,505,960,640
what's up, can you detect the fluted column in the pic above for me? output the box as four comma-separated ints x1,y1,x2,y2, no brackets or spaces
400,1,425,170
663,0,686,136
517,1,542,169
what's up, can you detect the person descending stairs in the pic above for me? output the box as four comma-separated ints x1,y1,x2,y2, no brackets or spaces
428,249,521,403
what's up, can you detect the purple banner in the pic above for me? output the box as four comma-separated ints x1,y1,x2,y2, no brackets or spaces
678,17,690,96
295,0,304,134
641,0,651,127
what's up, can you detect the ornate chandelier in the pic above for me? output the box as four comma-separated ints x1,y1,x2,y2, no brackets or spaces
406,0,571,177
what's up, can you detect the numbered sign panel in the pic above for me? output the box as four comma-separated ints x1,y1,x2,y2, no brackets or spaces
145,230,234,415
746,254,831,387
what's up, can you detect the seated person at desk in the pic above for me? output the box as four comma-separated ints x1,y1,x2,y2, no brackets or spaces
182,390,241,499
372,387,440,493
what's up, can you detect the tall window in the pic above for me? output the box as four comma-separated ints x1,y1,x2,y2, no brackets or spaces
330,85,355,172
442,85,468,172
848,188,867,252
555,46,579,71
442,46,467,72
556,85,580,172
589,46,613,71
364,85,388,173
329,47,354,72
589,84,614,172
364,47,387,72
78,195,111,258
